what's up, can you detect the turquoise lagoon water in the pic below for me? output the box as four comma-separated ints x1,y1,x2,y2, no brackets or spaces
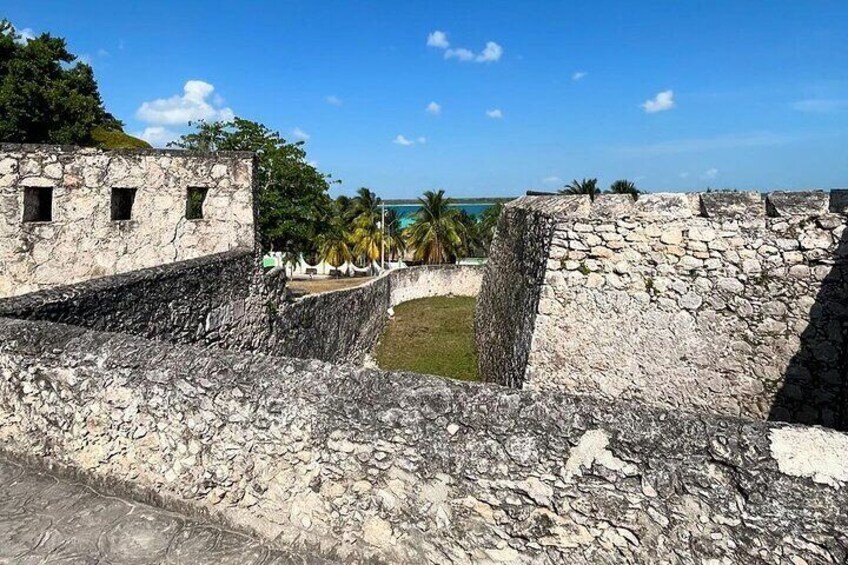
387,203,495,228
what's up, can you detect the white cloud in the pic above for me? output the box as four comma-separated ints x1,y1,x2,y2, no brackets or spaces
133,126,179,148
426,101,442,115
136,80,235,125
702,168,719,180
417,136,427,144
12,26,35,44
429,30,503,64
486,109,503,119
542,176,562,185
572,71,587,81
476,41,503,63
445,47,475,61
325,95,343,106
427,30,450,49
642,90,675,113
393,135,415,146
792,99,848,113
292,127,310,141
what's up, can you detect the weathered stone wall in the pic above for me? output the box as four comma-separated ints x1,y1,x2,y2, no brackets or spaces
479,191,848,429
0,258,481,365
0,144,255,297
0,250,282,351
1,317,846,564
269,265,482,363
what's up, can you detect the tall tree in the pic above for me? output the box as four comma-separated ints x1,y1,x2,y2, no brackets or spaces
608,179,639,197
406,190,463,264
171,118,335,253
382,209,407,261
0,20,125,145
560,178,600,200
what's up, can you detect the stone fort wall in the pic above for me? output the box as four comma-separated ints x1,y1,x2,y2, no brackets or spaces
0,144,256,298
1,316,846,564
478,191,848,429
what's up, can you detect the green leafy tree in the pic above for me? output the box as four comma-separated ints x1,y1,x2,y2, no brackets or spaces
608,179,639,197
477,202,504,254
0,20,126,145
560,178,600,200
318,217,352,275
171,118,335,253
406,190,463,264
348,187,382,264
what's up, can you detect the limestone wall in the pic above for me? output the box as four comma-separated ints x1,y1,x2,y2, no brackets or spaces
0,250,282,351
268,265,483,363
0,144,255,297
0,258,482,365
478,191,848,429
1,317,846,564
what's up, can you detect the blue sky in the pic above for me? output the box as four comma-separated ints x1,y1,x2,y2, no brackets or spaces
6,1,848,198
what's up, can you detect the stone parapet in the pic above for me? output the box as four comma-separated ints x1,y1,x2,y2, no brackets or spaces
1,317,846,564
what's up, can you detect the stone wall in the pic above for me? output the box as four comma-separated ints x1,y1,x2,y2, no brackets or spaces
0,144,255,297
478,191,848,429
268,265,483,363
1,317,846,564
0,250,281,351
0,258,481,365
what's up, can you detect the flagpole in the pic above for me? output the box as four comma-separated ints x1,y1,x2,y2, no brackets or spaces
380,202,386,270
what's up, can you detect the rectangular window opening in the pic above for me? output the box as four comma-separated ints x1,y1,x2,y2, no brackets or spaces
23,187,53,222
186,187,208,220
111,188,137,221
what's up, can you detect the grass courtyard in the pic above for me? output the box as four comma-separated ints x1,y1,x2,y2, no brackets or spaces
374,296,479,381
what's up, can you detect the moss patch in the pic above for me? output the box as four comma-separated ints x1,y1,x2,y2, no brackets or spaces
374,296,479,381
91,127,151,149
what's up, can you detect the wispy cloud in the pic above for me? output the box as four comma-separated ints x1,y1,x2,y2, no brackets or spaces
542,176,562,185
292,127,310,141
572,71,587,81
426,101,442,115
136,80,234,125
325,95,343,106
617,132,795,156
97,48,110,58
132,126,179,148
393,135,415,146
679,172,690,179
702,168,719,180
642,90,675,113
427,30,503,64
417,136,427,144
486,109,503,119
792,99,848,113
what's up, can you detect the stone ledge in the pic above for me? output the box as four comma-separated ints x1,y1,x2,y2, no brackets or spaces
0,142,255,159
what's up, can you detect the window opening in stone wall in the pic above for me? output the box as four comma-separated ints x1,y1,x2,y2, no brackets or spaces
186,187,208,220
111,188,137,221
23,187,53,222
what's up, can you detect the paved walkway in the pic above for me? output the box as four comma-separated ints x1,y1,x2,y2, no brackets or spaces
0,457,333,564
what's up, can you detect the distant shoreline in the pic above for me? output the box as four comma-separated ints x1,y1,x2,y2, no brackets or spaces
383,197,514,206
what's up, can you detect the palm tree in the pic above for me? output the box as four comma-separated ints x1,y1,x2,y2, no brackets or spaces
478,202,504,254
351,187,381,225
406,190,463,264
608,179,639,197
318,221,352,275
560,178,600,200
350,214,382,264
383,209,407,261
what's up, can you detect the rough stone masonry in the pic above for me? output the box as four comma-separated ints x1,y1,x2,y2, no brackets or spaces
0,144,255,297
477,191,848,430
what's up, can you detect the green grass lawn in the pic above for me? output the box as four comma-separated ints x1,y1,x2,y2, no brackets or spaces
374,296,479,381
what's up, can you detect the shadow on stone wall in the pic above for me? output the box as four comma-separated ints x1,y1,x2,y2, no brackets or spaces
770,226,848,431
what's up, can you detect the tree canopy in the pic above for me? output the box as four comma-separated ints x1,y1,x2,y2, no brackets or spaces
0,20,127,145
171,118,335,253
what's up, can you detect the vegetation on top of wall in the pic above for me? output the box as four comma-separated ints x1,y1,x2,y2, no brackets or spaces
90,127,151,149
